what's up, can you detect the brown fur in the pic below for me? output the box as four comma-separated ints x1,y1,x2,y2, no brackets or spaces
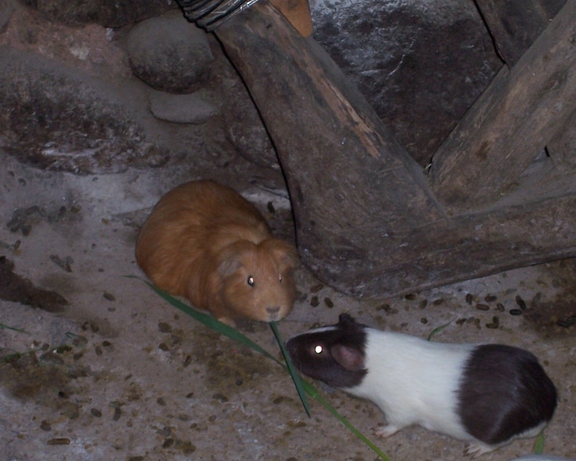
135,180,298,324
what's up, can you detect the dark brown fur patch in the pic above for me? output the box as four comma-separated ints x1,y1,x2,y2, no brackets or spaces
457,344,557,445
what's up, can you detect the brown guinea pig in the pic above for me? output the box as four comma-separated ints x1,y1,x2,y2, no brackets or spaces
135,180,299,325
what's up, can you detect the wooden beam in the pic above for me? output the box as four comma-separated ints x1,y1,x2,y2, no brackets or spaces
430,0,576,215
269,0,313,37
215,0,446,281
206,0,576,297
474,0,566,66
473,0,575,193
549,110,576,171
343,193,576,297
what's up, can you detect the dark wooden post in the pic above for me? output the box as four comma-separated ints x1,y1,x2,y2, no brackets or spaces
430,0,576,214
176,0,576,297
214,1,446,295
474,0,566,66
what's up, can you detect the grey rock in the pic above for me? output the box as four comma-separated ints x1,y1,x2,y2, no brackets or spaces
21,0,176,28
149,89,218,124
0,0,15,33
310,0,502,165
126,9,214,94
0,47,170,174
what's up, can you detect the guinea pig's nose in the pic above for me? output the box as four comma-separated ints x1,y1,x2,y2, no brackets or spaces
266,306,281,315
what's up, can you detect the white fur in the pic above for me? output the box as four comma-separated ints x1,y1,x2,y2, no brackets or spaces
290,325,338,337
346,329,475,442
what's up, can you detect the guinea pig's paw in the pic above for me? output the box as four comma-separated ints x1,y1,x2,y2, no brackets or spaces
374,424,401,438
464,442,494,458
215,315,237,327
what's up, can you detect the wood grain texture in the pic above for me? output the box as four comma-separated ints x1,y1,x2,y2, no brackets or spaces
269,0,313,37
430,0,576,215
212,0,576,296
216,1,445,268
474,0,566,65
472,0,575,179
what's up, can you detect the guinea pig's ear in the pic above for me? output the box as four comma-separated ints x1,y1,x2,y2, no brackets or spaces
217,255,243,277
331,344,365,371
216,242,252,276
267,239,299,268
339,313,357,325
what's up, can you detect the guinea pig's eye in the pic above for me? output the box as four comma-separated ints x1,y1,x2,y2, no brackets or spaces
278,273,282,283
247,275,255,286
313,345,324,354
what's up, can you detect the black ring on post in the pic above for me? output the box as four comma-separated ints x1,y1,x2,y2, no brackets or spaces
177,0,261,31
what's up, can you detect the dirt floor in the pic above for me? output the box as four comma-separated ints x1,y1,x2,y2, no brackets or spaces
0,150,575,461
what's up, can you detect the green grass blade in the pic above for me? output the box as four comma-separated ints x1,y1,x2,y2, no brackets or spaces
270,321,311,417
132,275,392,461
128,276,281,364
533,431,545,454
0,323,27,333
309,386,392,461
427,320,453,341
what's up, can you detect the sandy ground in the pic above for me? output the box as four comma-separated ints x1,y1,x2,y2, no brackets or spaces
0,151,575,461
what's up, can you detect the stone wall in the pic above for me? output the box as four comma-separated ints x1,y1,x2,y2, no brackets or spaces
0,0,501,175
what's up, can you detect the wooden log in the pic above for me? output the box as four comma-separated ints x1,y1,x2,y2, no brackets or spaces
215,0,445,290
549,112,576,171
207,0,576,297
358,194,576,296
474,0,574,172
474,0,566,66
269,0,313,37
430,0,576,215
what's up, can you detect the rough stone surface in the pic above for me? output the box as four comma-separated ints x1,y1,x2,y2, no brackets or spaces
20,0,177,28
126,10,214,94
0,4,130,79
310,0,503,165
0,48,170,174
0,0,15,33
149,90,218,124
0,2,280,174
0,0,508,173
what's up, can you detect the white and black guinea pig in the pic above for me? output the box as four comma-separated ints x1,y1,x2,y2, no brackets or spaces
286,314,558,456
